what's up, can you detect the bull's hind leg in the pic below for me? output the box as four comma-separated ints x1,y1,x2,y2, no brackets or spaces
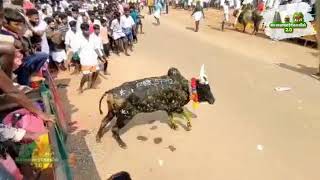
96,111,114,143
243,23,247,33
112,117,131,149
252,22,260,35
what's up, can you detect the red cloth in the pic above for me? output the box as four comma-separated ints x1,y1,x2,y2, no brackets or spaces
89,23,94,34
23,1,35,11
257,2,265,13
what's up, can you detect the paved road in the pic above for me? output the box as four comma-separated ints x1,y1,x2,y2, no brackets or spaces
61,9,320,180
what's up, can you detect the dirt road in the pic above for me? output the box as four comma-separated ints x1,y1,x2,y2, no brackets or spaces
58,8,320,180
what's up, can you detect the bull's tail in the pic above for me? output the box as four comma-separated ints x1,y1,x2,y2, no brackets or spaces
99,91,109,115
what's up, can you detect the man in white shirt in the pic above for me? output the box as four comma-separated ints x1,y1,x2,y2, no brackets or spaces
25,8,50,54
93,18,102,26
110,12,130,56
220,0,240,31
60,0,70,10
92,24,109,75
118,1,125,15
41,3,53,17
221,0,228,30
233,0,241,26
70,7,84,32
65,21,78,49
120,9,136,51
71,23,105,93
40,8,48,20
65,20,77,71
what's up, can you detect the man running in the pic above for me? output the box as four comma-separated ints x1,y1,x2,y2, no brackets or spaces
71,23,102,93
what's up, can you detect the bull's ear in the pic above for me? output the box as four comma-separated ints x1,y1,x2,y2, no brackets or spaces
199,64,208,84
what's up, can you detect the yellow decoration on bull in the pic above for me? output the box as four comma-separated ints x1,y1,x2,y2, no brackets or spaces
192,101,199,110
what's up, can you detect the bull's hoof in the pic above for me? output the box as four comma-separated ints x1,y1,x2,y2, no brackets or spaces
96,136,102,143
169,123,179,130
77,89,83,94
187,122,192,131
119,142,127,149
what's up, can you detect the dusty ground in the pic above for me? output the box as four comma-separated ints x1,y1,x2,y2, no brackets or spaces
56,7,320,180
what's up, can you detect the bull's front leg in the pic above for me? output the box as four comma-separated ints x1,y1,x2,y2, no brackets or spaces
168,112,179,130
182,110,192,131
112,117,129,149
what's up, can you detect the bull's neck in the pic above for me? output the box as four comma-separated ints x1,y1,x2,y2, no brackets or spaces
189,78,199,103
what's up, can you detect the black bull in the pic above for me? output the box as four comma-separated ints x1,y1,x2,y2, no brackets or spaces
236,4,263,35
96,68,215,148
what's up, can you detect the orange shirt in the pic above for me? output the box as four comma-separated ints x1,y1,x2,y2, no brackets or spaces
100,26,109,44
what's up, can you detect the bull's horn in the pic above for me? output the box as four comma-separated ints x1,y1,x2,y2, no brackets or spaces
199,64,208,84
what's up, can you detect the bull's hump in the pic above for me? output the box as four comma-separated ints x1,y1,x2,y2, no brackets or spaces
135,78,175,89
111,76,185,98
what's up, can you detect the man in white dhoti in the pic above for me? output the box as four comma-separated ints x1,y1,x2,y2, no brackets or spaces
153,0,162,25
221,0,234,31
221,0,230,24
191,1,205,32
233,0,241,26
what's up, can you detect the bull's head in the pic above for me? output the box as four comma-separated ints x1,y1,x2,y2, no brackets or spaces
197,65,215,104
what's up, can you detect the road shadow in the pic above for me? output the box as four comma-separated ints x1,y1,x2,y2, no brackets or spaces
228,27,271,39
277,63,320,80
94,72,108,89
284,38,318,49
98,107,197,139
55,78,101,180
310,51,319,57
254,32,272,40
152,22,160,26
55,78,79,123
120,111,191,134
207,24,222,31
186,26,195,32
